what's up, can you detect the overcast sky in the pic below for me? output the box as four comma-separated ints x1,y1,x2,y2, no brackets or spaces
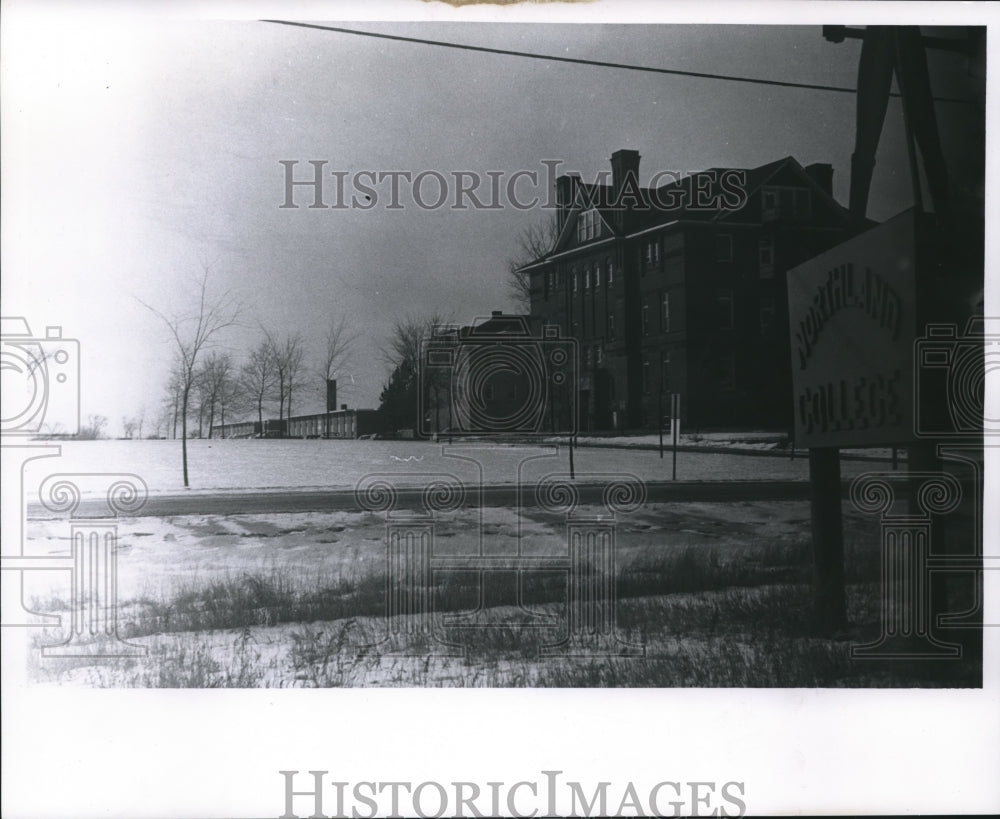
2,6,983,434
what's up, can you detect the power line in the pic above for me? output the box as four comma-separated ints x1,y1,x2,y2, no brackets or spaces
262,19,975,106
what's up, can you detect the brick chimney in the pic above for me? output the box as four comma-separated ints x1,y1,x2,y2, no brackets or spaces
555,173,580,232
609,149,641,232
804,162,834,196
610,149,641,201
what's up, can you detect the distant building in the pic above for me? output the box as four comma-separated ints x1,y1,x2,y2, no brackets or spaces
212,407,385,439
517,150,865,431
419,311,575,437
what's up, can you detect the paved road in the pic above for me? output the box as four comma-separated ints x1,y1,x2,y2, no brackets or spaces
26,479,836,518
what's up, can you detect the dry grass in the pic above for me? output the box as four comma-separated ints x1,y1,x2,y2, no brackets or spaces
24,503,981,688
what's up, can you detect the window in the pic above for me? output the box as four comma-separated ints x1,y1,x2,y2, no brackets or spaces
717,355,735,391
660,291,670,333
584,268,591,291
607,313,616,340
607,257,614,285
572,270,578,293
645,239,660,266
762,187,779,216
594,263,601,289
716,289,734,330
758,237,774,278
715,233,733,263
577,209,601,243
584,344,593,368
660,351,671,394
642,302,650,336
762,185,811,220
759,297,775,334
596,342,604,366
642,358,651,395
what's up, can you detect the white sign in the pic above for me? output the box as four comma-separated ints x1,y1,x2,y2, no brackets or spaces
787,209,920,447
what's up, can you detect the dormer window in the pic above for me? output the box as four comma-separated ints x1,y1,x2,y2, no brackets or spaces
577,209,601,243
762,185,811,221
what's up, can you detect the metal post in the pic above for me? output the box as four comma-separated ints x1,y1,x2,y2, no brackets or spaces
658,391,664,459
671,393,679,481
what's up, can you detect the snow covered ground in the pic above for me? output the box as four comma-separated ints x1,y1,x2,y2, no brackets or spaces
20,438,884,498
22,500,890,687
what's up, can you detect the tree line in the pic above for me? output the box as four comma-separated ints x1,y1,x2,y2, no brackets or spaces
133,240,552,486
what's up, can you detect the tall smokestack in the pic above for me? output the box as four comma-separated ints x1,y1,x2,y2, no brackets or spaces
326,379,337,413
610,149,641,201
609,149,641,232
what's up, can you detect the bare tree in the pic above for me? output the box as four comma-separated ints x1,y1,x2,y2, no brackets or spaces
140,268,240,487
153,405,172,439
195,351,235,438
121,416,137,440
163,364,185,440
382,313,449,374
284,337,305,420
317,313,359,436
262,329,304,427
381,312,451,436
506,213,559,311
240,340,276,434
78,414,108,440
216,360,241,434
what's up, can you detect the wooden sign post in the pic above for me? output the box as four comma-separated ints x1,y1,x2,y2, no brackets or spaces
787,209,923,634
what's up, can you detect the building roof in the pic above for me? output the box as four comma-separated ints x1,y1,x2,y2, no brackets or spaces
518,155,861,272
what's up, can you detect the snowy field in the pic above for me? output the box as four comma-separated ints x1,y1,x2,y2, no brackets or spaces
15,441,979,688
21,500,914,688
20,438,881,498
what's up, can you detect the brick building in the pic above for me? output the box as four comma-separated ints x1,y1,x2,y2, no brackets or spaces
518,150,865,432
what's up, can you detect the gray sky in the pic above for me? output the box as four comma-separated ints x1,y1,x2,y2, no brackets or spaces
2,9,981,433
